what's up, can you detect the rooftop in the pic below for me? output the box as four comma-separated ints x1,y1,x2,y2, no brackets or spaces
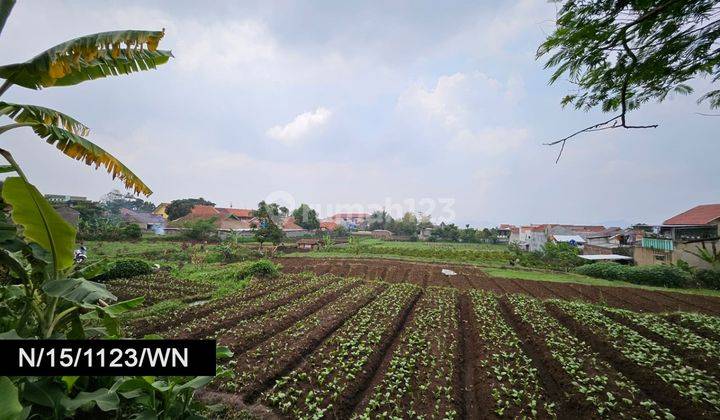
663,204,720,226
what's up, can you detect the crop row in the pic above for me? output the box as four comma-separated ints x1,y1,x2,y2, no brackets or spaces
355,286,459,419
664,311,720,340
468,290,554,418
128,275,298,336
107,273,214,305
223,282,385,398
505,293,670,418
553,299,720,415
166,274,333,338
211,277,360,349
263,283,420,419
605,307,720,373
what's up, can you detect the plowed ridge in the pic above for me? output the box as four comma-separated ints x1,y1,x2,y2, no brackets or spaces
120,272,720,419
277,256,720,314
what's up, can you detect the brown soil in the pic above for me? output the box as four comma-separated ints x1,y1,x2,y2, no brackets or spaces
603,309,720,379
277,257,720,314
546,302,711,418
236,283,387,402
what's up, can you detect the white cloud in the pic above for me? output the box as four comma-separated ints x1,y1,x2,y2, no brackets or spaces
266,107,332,144
398,71,528,155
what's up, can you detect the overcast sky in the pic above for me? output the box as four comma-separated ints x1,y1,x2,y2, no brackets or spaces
0,1,717,227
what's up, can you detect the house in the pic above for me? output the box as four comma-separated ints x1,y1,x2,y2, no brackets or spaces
152,203,170,219
330,212,370,229
509,224,608,252
45,194,88,205
319,220,339,232
297,238,323,251
54,206,80,227
167,205,254,232
634,204,720,269
282,217,308,238
510,225,548,252
551,235,586,247
119,208,166,232
497,224,514,243
418,227,433,241
371,229,393,240
584,228,639,256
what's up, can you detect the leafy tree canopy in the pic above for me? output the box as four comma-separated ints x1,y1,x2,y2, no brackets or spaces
166,197,214,220
539,0,720,159
292,203,320,230
368,209,394,231
251,201,286,245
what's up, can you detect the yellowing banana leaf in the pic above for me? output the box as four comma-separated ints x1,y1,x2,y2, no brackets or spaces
32,124,151,196
0,102,89,135
1,177,76,270
0,29,172,89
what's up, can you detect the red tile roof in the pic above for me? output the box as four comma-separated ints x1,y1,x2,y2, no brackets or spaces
499,224,515,229
218,208,253,218
282,217,304,230
189,205,219,217
320,221,339,231
664,204,720,225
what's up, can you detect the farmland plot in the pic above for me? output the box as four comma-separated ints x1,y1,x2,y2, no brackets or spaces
114,271,720,419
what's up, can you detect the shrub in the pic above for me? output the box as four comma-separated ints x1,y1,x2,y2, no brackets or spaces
123,223,142,239
182,217,218,241
97,259,153,281
695,269,720,290
575,262,691,288
625,265,690,288
575,262,628,280
238,259,280,279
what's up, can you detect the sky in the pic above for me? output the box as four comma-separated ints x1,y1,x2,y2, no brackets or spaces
0,0,718,227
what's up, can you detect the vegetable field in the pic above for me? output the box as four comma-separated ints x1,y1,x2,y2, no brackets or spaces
120,269,720,419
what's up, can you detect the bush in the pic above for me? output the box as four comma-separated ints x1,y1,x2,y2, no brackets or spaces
123,223,142,239
182,217,218,241
695,269,720,290
575,262,628,280
575,262,691,288
97,259,153,281
238,259,280,279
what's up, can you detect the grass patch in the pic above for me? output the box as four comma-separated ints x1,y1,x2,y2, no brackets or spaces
485,267,720,297
287,250,508,268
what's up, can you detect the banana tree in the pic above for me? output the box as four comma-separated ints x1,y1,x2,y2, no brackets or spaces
0,0,171,336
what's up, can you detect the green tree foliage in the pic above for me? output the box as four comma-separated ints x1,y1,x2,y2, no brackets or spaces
182,217,218,241
369,209,394,231
395,212,419,236
166,197,214,221
539,0,720,158
251,201,286,247
430,223,460,242
292,203,320,230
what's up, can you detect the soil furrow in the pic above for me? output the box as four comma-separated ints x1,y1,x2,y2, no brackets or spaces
602,309,720,379
340,290,423,417
218,281,361,354
545,302,705,419
241,283,388,404
496,298,568,417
